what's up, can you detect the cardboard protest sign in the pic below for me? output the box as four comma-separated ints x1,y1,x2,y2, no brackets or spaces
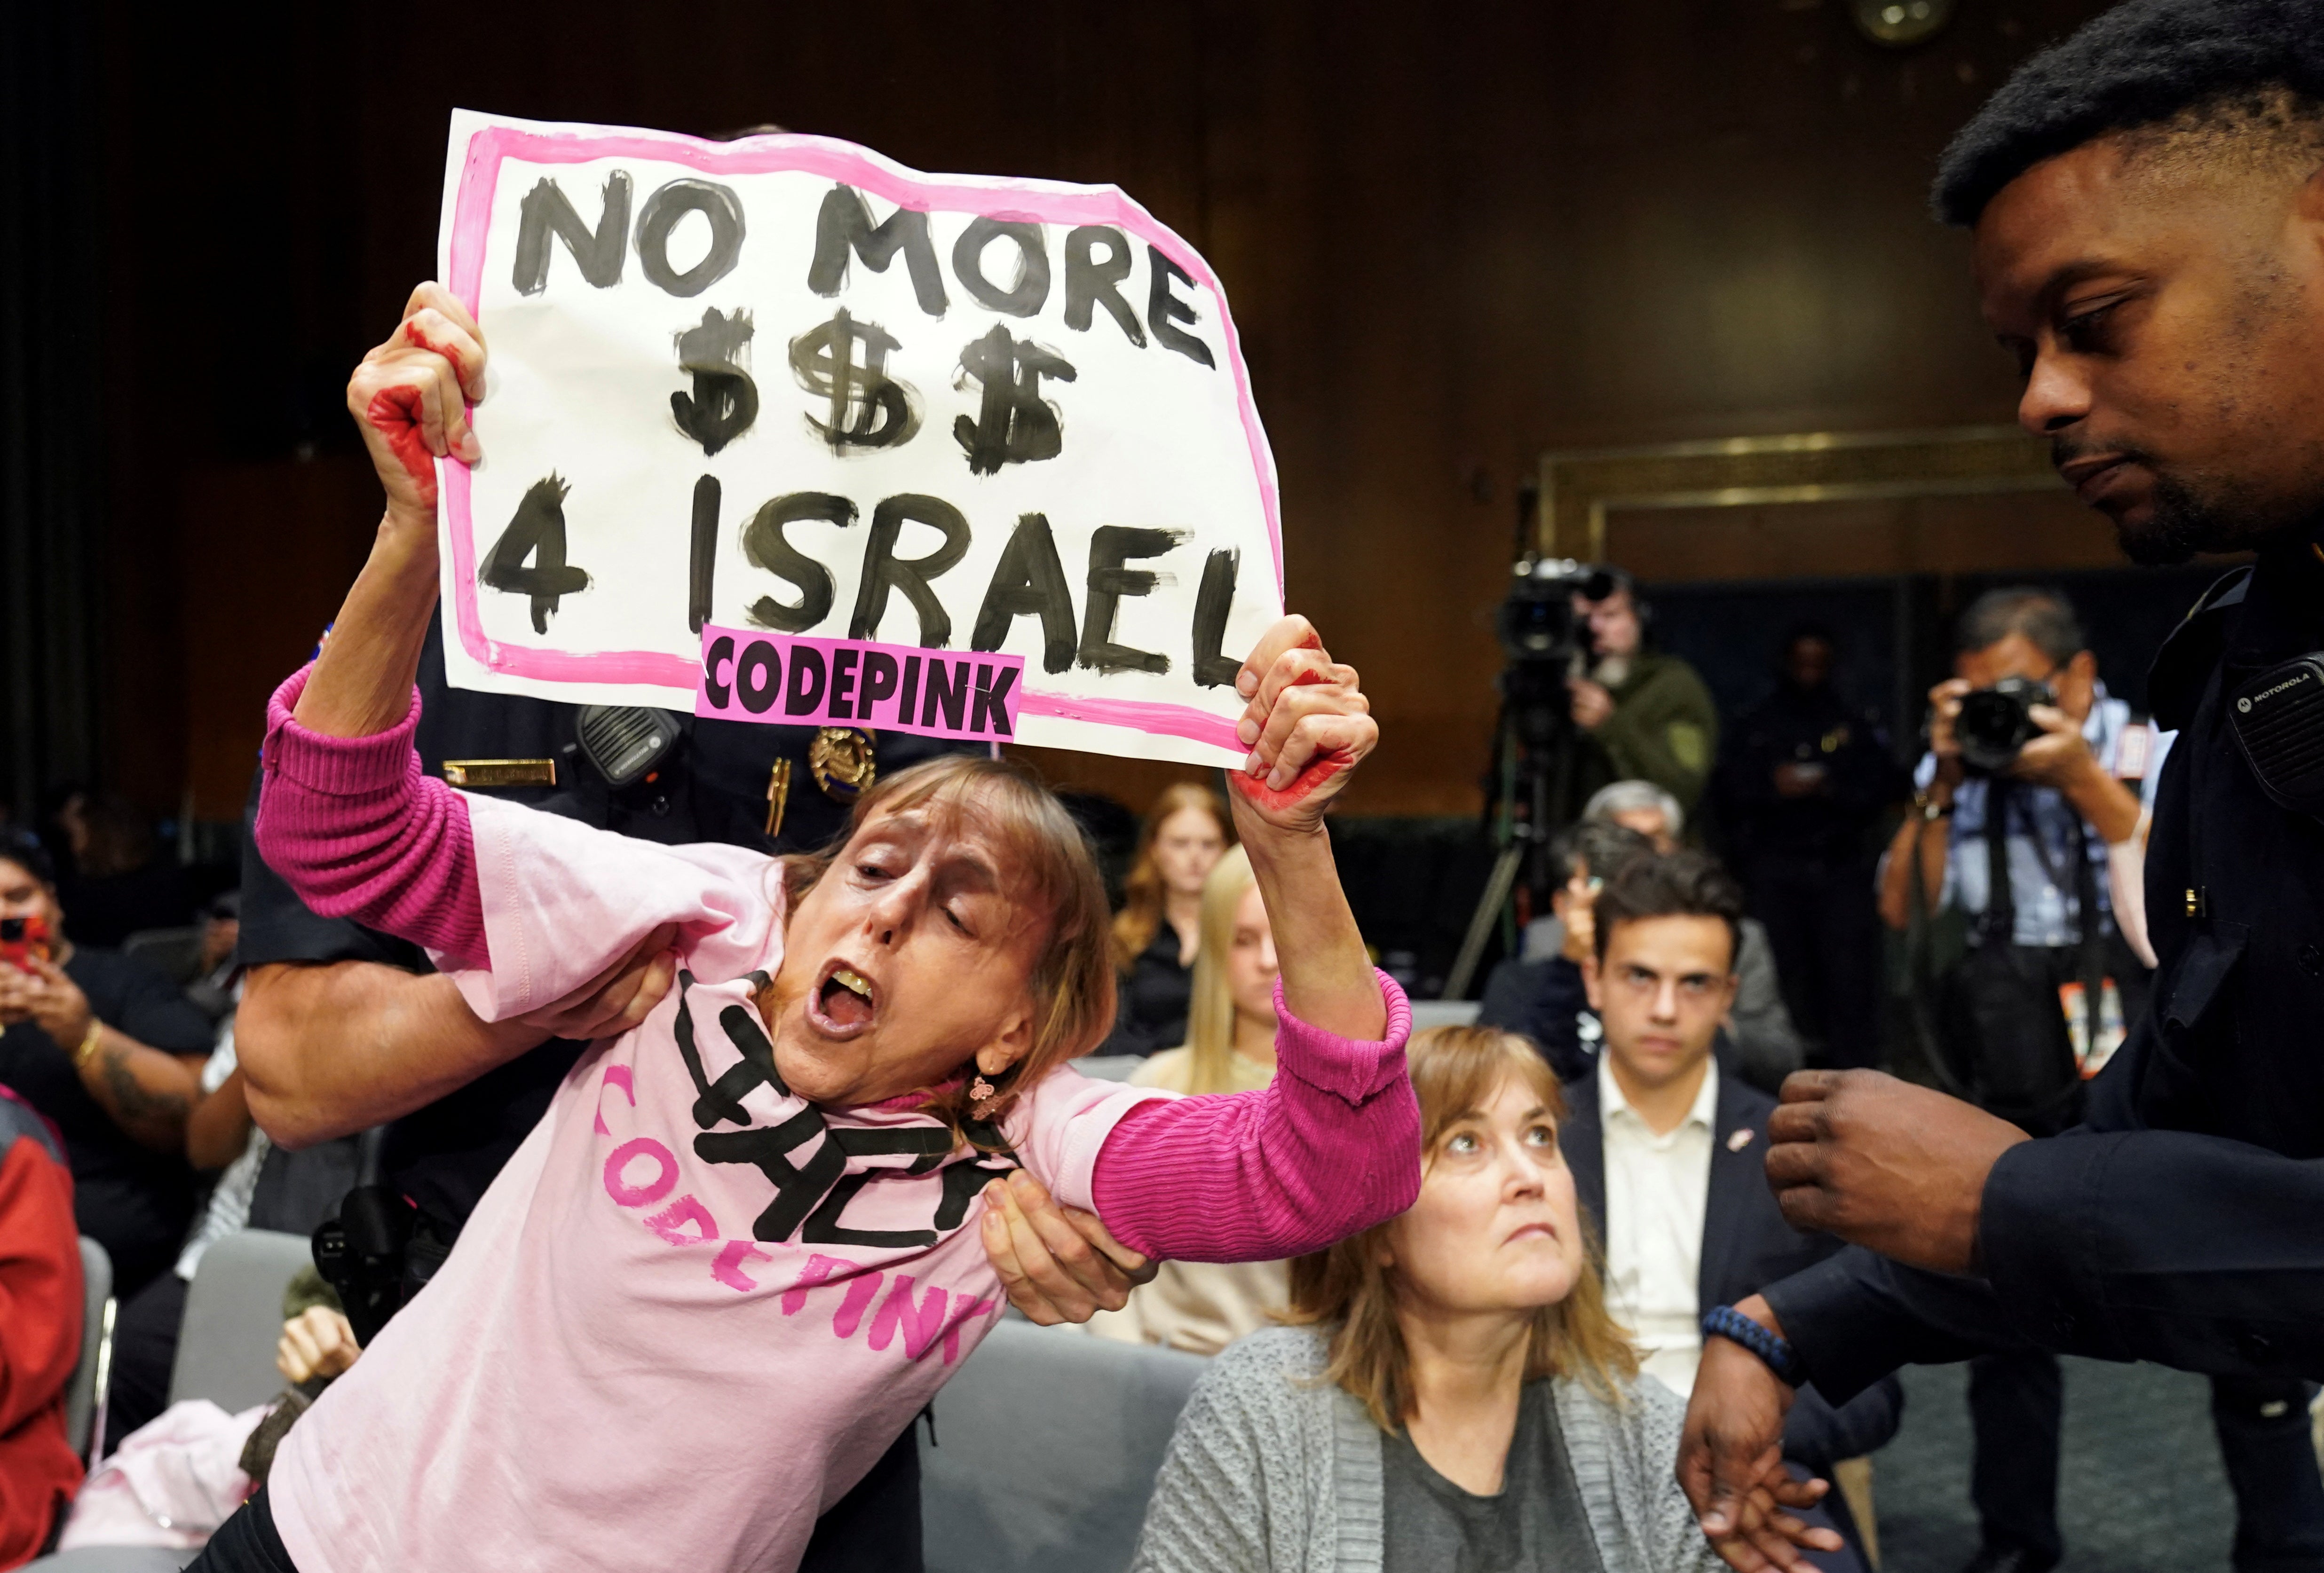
432,109,1281,767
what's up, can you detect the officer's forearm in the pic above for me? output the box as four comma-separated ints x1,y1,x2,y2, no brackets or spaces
239,960,544,1148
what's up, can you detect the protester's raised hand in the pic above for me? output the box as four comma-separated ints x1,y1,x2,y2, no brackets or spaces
979,1169,1158,1324
347,282,489,528
1228,615,1376,836
1680,1305,1842,1570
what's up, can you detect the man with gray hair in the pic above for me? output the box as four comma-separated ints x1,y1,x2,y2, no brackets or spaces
1581,783,1806,1093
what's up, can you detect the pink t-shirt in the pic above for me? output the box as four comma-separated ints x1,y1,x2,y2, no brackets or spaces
261,785,1409,1573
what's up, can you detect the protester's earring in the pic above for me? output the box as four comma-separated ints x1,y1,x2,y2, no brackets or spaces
969,1075,1000,1118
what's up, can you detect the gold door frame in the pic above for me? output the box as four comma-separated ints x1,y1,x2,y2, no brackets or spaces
1535,424,2065,562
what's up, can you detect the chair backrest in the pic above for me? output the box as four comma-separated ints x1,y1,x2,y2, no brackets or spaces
1407,999,1482,1032
922,1319,1207,1573
119,927,204,986
64,1236,113,1457
166,1229,312,1413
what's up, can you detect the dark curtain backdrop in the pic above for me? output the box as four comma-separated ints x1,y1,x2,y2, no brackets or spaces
0,4,104,823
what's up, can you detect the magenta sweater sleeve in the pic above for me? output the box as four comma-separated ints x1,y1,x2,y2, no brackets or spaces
1089,971,1420,1263
253,666,490,967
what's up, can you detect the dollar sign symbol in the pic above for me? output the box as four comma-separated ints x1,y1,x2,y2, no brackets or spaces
671,307,760,458
952,324,1076,476
787,308,921,452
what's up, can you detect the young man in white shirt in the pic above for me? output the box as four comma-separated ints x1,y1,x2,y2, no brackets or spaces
1559,849,1901,1568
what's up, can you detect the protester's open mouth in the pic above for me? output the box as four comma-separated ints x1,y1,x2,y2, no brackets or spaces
807,961,878,1038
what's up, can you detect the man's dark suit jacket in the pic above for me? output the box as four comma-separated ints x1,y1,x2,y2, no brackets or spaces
1562,1064,1904,1468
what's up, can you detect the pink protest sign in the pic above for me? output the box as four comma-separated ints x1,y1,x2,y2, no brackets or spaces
695,626,1022,741
430,108,1281,769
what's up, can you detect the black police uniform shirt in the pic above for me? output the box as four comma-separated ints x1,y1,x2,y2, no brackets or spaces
0,947,213,1295
240,609,972,1231
1761,536,2324,1395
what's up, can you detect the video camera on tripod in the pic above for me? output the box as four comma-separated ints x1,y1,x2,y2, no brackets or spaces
1445,487,1623,996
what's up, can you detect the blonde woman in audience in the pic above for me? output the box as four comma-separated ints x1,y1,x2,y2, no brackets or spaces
1089,845,1289,1353
1099,783,1232,1057
1133,1026,1837,1573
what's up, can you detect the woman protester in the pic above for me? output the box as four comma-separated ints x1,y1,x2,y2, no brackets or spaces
185,283,1420,1573
1089,845,1292,1352
1100,783,1232,1057
1132,1025,1839,1573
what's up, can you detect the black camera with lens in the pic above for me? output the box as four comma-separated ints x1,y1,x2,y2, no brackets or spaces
1496,557,1614,748
1954,676,2055,775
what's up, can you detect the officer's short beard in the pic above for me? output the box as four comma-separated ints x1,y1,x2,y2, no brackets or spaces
2085,453,2314,567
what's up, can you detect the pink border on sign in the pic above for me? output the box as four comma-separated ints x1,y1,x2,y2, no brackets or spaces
440,121,1279,756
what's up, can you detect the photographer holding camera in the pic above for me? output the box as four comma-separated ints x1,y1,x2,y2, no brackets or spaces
1880,586,2151,1099
1874,586,2193,1572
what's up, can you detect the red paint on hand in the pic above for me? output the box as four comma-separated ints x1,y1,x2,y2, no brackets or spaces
366,386,437,505
1231,753,1350,814
402,319,476,392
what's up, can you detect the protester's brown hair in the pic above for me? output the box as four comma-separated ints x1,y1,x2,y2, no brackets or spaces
1283,1025,1638,1430
1109,782,1233,971
769,754,1116,1147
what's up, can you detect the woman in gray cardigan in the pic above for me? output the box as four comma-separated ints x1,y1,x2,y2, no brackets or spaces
1131,1026,1839,1573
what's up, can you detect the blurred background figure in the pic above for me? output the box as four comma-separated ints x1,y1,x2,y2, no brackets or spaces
0,829,211,1298
1567,569,1719,824
1715,625,1908,1070
1098,782,1232,1058
1579,783,1805,1091
1088,845,1290,1353
183,889,241,1024
0,1080,84,1569
45,790,194,951
1479,820,1656,1081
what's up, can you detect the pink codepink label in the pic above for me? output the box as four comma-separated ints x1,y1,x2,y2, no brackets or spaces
694,625,1023,741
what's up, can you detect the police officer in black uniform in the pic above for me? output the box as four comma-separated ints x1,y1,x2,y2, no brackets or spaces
1677,8,2324,1571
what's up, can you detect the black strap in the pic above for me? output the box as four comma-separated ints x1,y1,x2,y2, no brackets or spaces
1980,778,2016,945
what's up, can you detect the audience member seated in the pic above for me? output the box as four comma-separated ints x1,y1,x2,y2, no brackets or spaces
1478,820,1654,1080
0,1084,82,1570
1099,783,1232,1057
0,832,213,1298
1563,849,1900,1569
1582,781,1805,1090
47,792,194,952
105,983,262,1443
1133,1025,1831,1573
1089,845,1290,1353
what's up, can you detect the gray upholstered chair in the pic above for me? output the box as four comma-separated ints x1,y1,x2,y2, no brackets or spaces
27,1230,312,1573
922,1318,1207,1573
63,1237,114,1462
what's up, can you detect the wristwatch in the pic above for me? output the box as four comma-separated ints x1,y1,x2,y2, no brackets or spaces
1702,1304,1808,1386
1913,788,1954,822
